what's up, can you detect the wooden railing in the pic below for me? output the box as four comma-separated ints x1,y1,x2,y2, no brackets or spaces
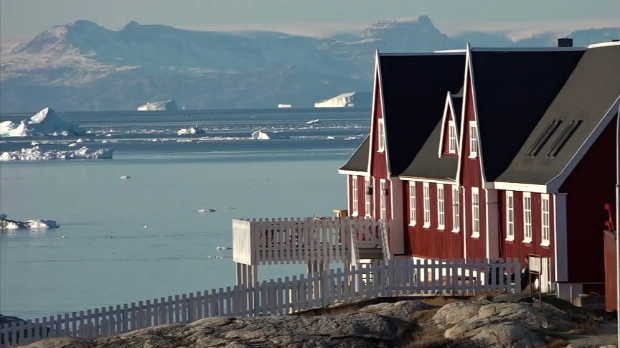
232,217,389,265
0,258,521,347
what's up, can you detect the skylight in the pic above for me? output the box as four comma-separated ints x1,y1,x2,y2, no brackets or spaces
546,120,582,158
526,120,562,157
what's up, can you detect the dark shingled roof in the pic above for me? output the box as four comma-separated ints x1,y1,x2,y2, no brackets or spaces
495,44,620,185
339,135,370,172
400,94,462,179
380,54,465,175
471,48,586,182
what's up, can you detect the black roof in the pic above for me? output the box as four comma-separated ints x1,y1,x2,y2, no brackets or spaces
496,44,620,185
380,54,465,175
471,48,586,182
339,135,370,172
400,93,462,180
338,53,465,175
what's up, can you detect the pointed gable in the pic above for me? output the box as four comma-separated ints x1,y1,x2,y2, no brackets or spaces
339,136,370,173
438,92,463,156
379,53,465,176
495,43,620,185
469,47,585,182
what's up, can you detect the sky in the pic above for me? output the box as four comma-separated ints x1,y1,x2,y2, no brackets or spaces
1,0,620,48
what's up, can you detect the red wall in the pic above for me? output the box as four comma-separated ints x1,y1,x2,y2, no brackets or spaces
369,72,391,220
499,191,555,262
458,72,486,259
442,106,458,157
403,181,464,259
561,114,617,284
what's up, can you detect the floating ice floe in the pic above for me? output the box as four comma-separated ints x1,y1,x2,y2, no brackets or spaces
306,119,320,125
120,175,131,179
251,130,290,140
0,146,113,161
198,208,216,213
0,107,86,137
216,246,231,250
1,213,59,230
177,126,205,135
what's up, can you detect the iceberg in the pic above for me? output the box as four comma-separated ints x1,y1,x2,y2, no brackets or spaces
177,126,205,135
0,107,85,137
278,104,292,108
251,130,290,140
314,91,372,108
1,214,59,230
137,100,178,111
0,146,113,161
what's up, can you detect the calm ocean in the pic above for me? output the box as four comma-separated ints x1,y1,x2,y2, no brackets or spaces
0,108,368,318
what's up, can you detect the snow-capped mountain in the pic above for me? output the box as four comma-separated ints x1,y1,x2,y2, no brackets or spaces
1,16,619,112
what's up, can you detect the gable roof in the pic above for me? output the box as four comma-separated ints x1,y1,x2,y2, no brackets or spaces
470,48,586,183
380,53,465,176
495,43,620,185
339,135,370,173
401,93,463,180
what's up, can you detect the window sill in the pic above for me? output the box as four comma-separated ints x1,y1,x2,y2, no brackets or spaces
468,154,478,159
351,213,359,217
409,222,416,227
471,233,480,239
505,237,515,242
540,242,551,247
423,223,431,229
438,226,445,231
377,149,385,153
451,229,460,233
522,239,532,244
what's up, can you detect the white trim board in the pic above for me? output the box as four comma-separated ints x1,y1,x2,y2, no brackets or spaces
377,53,391,177
437,92,460,158
366,50,380,174
486,182,548,193
588,41,620,49
338,169,370,176
398,176,457,184
547,96,620,192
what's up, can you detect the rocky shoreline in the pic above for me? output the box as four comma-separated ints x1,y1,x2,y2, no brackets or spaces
18,294,619,348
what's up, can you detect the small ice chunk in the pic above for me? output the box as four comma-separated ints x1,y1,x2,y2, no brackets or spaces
120,176,131,179
177,126,205,135
198,208,216,213
306,119,320,124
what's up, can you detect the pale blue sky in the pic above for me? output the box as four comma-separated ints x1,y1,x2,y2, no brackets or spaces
1,0,619,45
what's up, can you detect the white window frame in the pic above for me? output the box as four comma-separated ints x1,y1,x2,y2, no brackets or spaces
469,121,478,158
523,192,532,243
377,118,385,152
437,184,445,230
364,178,371,217
452,185,460,232
379,180,387,220
409,182,416,226
423,182,431,228
448,120,457,154
506,191,514,241
471,187,480,238
541,194,550,246
351,176,358,216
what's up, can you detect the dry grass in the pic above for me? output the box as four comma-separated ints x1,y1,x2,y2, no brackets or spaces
545,339,568,348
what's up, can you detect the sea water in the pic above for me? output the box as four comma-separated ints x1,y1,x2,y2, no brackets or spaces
0,108,368,318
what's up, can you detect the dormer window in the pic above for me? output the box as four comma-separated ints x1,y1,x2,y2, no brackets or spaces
377,118,385,152
448,121,457,154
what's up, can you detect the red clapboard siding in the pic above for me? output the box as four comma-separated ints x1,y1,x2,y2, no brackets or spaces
560,115,617,284
369,70,390,220
459,72,486,259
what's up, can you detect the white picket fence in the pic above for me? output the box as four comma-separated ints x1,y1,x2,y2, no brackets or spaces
232,217,392,265
0,258,521,348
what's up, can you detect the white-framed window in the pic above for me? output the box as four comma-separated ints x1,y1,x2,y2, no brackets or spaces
364,178,371,216
409,182,416,226
423,182,431,227
471,187,480,238
351,176,358,216
506,191,514,241
541,194,550,246
469,121,478,158
377,118,385,152
523,192,532,243
452,185,460,232
448,120,457,154
437,185,445,230
380,180,387,220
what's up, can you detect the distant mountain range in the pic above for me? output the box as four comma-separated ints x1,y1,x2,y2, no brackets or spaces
1,16,619,112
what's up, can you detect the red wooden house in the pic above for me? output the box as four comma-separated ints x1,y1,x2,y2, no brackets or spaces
338,50,466,254
339,41,620,301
